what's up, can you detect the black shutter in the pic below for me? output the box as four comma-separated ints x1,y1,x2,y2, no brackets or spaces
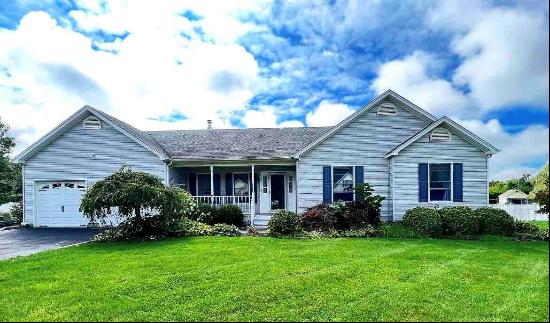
453,163,463,202
323,166,332,203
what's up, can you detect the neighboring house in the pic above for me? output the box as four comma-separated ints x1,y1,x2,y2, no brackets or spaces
498,189,530,205
13,90,499,228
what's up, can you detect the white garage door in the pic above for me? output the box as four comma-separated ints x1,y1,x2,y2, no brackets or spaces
36,181,88,227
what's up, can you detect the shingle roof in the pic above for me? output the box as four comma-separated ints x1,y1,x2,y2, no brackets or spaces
146,127,331,160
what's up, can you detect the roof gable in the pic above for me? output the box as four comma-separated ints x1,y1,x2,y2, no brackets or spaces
293,89,438,158
384,117,500,158
13,106,169,163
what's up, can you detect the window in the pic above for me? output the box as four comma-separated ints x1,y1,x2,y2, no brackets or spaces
197,174,211,195
64,183,75,189
83,116,101,130
262,176,268,193
38,184,50,191
52,182,62,189
333,166,354,202
429,164,451,201
288,175,293,193
377,103,397,116
430,127,452,142
233,173,249,196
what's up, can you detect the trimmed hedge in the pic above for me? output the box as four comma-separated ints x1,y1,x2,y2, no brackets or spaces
268,210,302,237
439,206,480,237
475,207,515,236
195,204,244,227
402,207,443,237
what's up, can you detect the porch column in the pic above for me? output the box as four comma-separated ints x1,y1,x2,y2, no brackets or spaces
210,165,214,205
251,164,255,226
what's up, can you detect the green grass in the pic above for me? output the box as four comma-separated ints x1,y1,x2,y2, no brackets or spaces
1,237,548,322
531,220,549,230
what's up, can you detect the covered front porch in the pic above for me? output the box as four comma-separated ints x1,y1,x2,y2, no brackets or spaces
169,161,297,227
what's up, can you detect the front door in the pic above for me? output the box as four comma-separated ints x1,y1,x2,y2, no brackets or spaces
270,174,285,211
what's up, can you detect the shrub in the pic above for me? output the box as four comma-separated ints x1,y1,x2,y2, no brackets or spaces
215,205,245,227
179,218,241,237
268,210,302,236
475,207,515,236
9,201,23,224
402,207,443,237
514,221,549,241
439,206,481,237
301,203,337,232
514,220,542,235
341,200,381,229
352,183,384,227
194,204,244,227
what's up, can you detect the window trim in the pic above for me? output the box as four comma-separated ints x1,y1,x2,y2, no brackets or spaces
330,165,356,203
377,103,398,116
82,116,102,130
428,163,454,203
430,127,452,142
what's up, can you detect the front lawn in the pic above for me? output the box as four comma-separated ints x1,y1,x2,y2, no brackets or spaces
0,237,548,322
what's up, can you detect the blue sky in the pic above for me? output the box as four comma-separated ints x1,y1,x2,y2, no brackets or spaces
0,0,548,179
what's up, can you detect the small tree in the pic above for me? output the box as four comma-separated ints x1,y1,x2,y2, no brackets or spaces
530,163,549,214
80,167,184,230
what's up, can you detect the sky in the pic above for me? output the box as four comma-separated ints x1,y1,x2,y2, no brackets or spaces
0,0,548,180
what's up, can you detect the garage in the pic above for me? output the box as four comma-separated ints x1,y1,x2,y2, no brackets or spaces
35,181,88,227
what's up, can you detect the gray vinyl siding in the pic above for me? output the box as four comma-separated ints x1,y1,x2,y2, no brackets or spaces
392,127,488,220
23,113,166,225
297,101,430,220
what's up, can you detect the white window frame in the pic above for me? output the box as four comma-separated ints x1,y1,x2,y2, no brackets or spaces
428,163,454,203
430,127,452,142
377,103,398,116
82,116,102,130
330,165,356,203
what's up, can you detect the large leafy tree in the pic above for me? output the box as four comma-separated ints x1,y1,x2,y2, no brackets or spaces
489,174,535,203
529,163,549,214
0,117,21,205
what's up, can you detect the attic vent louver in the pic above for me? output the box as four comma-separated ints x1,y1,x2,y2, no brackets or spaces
377,103,397,116
83,116,101,130
430,127,452,142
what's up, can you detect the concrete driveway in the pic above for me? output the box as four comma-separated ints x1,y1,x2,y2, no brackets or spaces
0,228,97,260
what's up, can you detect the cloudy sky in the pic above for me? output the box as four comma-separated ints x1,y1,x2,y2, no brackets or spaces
0,0,548,179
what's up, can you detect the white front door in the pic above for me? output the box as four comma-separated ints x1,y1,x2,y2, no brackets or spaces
259,172,288,213
36,181,88,227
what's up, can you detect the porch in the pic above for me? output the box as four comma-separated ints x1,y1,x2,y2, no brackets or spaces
169,161,297,227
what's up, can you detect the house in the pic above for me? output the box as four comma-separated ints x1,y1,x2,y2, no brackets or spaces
13,90,499,228
498,189,529,205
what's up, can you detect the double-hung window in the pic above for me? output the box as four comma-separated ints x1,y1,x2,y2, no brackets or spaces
332,166,354,202
429,163,452,201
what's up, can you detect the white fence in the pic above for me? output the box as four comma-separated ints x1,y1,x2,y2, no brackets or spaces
193,195,252,215
490,204,549,221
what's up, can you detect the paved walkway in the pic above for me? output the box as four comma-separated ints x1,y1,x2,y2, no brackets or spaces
0,228,97,260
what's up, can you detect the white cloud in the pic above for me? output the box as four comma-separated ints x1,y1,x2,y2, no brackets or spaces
0,7,263,154
451,8,549,109
305,101,355,127
370,51,473,117
458,118,549,180
242,106,304,128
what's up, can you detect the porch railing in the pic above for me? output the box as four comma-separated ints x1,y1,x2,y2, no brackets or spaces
193,195,252,215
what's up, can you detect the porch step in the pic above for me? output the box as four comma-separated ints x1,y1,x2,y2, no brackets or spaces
252,213,272,229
